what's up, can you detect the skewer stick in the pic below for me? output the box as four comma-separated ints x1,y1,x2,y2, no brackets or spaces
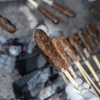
64,66,99,96
57,36,98,92
28,0,38,8
59,72,68,85
62,69,78,88
34,29,78,91
75,61,100,94
84,60,100,86
78,66,98,96
52,38,77,78
83,69,100,94
42,0,76,18
64,65,99,96
92,55,100,70
62,68,99,96
85,60,100,85
91,87,99,97
68,66,77,78
74,61,92,85
28,0,60,24
73,61,99,96
81,71,99,96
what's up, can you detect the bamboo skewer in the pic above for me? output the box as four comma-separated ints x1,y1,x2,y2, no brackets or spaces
77,30,100,70
75,63,99,96
92,55,100,70
59,72,68,85
64,62,99,96
86,24,100,47
34,29,78,89
84,60,100,86
63,70,78,88
28,0,38,8
42,0,76,18
68,33,100,95
75,61,99,96
68,66,77,78
81,72,99,97
83,69,100,94
62,69,78,88
52,38,77,78
91,87,99,97
75,61,100,94
57,36,99,95
75,61,93,84
58,36,91,83
68,34,100,86
42,0,71,25
62,65,99,96
84,69,99,97
75,62,92,85
35,28,99,97
28,0,59,24
65,63,99,96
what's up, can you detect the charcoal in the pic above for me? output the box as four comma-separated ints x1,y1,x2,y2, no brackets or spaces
0,96,17,100
9,46,22,56
13,73,35,99
13,64,58,99
36,75,66,100
0,54,16,73
37,86,56,100
37,88,66,100
16,46,41,76
0,38,25,56
7,38,25,46
0,36,7,44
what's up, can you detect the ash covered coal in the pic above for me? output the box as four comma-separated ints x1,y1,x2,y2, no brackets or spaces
0,96,17,100
13,64,61,99
0,54,16,73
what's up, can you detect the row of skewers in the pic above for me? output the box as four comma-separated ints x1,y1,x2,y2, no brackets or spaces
28,0,76,24
0,2,100,97
34,23,100,97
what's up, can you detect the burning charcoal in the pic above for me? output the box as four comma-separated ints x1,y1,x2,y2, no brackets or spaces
13,64,58,99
